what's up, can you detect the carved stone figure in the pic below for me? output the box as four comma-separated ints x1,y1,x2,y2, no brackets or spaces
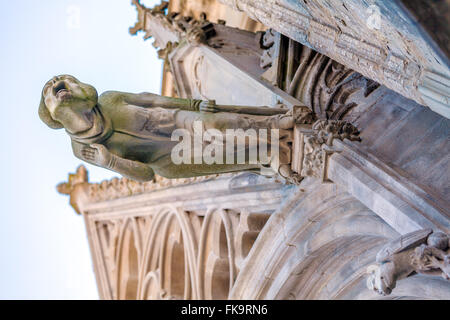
367,229,450,296
303,121,361,172
291,119,361,180
39,75,294,182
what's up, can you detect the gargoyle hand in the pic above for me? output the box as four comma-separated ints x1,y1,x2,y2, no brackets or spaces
199,100,218,113
278,164,303,185
81,144,113,168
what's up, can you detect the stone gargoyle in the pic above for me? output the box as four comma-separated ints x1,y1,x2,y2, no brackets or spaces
367,229,450,296
39,75,298,182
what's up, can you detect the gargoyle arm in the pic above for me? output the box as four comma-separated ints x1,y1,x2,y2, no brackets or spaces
71,140,155,182
121,92,203,111
103,91,289,115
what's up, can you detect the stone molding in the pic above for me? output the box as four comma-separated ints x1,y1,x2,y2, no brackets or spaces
328,139,450,235
77,171,289,299
218,0,450,119
57,165,242,213
258,29,381,122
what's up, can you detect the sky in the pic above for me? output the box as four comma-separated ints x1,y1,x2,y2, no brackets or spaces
0,0,162,299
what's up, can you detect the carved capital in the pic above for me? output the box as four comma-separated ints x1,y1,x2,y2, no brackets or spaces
291,118,361,182
293,105,316,125
367,229,450,296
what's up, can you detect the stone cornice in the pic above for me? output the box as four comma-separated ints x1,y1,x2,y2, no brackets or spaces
57,165,238,213
218,0,450,119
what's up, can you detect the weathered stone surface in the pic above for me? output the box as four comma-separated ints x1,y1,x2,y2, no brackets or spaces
132,0,267,98
56,0,450,301
291,118,361,182
69,171,288,299
259,30,381,121
219,0,450,118
229,181,450,299
60,167,450,300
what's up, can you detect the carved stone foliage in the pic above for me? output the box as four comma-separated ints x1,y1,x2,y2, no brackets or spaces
94,207,269,300
57,165,88,194
302,120,360,179
87,173,238,203
259,30,380,122
367,229,450,296
292,104,316,125
185,21,216,47
57,166,90,214
58,165,238,212
130,0,216,62
291,118,361,182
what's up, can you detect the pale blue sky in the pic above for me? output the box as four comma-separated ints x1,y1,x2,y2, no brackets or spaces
0,0,162,299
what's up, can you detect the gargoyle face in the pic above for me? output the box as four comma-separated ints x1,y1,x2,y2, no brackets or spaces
41,75,98,134
367,263,396,296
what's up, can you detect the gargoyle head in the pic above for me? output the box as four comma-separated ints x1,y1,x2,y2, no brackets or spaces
39,75,98,134
366,263,396,296
427,232,449,250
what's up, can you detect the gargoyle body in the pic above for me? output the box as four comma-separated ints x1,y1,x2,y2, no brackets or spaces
39,75,295,182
